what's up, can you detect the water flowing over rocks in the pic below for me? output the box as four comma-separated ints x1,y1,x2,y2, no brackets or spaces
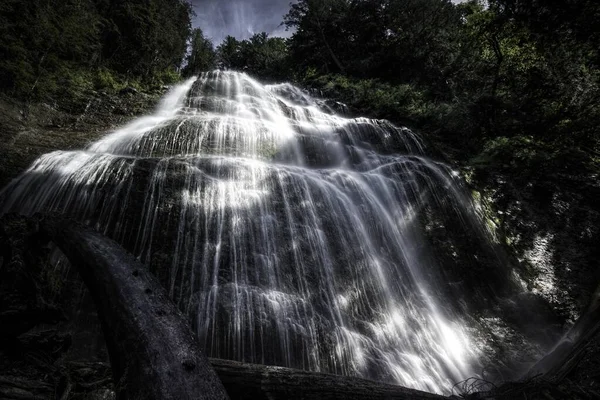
0,71,566,395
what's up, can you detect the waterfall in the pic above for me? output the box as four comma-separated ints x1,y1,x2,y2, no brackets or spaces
1,71,530,394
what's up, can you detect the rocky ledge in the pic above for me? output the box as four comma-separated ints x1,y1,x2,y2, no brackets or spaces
0,88,164,189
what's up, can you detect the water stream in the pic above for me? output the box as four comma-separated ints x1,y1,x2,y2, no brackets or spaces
0,71,551,394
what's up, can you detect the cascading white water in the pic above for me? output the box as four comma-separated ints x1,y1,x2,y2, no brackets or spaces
1,71,517,393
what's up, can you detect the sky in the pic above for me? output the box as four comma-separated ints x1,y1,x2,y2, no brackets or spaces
191,0,467,46
191,0,293,45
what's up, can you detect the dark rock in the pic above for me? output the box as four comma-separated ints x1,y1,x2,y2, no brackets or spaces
119,87,138,96
0,90,161,189
0,215,64,341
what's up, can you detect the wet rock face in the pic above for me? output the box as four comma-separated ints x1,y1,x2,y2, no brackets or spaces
0,89,163,190
0,215,114,400
470,171,600,325
0,215,62,340
0,72,596,397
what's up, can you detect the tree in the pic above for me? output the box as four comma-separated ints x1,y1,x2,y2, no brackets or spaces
182,28,216,77
0,0,102,95
380,0,462,87
100,0,193,77
0,0,195,98
284,0,351,74
215,33,291,81
284,0,463,89
450,0,600,142
216,36,243,70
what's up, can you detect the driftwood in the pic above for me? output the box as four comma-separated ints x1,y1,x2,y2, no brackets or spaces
38,217,229,400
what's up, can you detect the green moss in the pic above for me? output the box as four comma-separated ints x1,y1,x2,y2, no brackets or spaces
155,68,182,86
302,73,439,127
94,68,120,91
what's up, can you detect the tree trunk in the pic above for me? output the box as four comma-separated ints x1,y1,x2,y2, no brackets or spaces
315,17,346,74
39,217,229,400
209,358,445,400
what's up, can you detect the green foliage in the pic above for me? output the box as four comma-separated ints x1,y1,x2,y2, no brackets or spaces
306,74,426,121
0,0,193,100
284,0,462,88
0,0,100,97
471,136,553,171
182,28,217,77
284,0,351,74
217,36,243,70
215,33,292,81
94,68,120,91
98,0,192,77
157,68,185,86
279,0,599,174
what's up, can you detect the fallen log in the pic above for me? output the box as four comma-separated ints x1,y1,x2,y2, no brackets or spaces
0,359,448,400
209,358,446,400
38,217,229,400
529,283,600,381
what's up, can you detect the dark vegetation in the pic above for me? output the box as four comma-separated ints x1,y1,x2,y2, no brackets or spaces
4,0,598,174
198,0,600,170
0,0,193,100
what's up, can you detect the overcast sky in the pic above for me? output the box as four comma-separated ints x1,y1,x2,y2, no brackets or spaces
191,0,466,46
191,0,293,45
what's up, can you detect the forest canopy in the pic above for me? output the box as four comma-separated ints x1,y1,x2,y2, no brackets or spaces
194,0,598,173
1,0,598,173
0,0,193,97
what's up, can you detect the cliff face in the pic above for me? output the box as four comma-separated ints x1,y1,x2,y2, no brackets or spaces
0,89,164,189
0,90,165,399
468,165,600,324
